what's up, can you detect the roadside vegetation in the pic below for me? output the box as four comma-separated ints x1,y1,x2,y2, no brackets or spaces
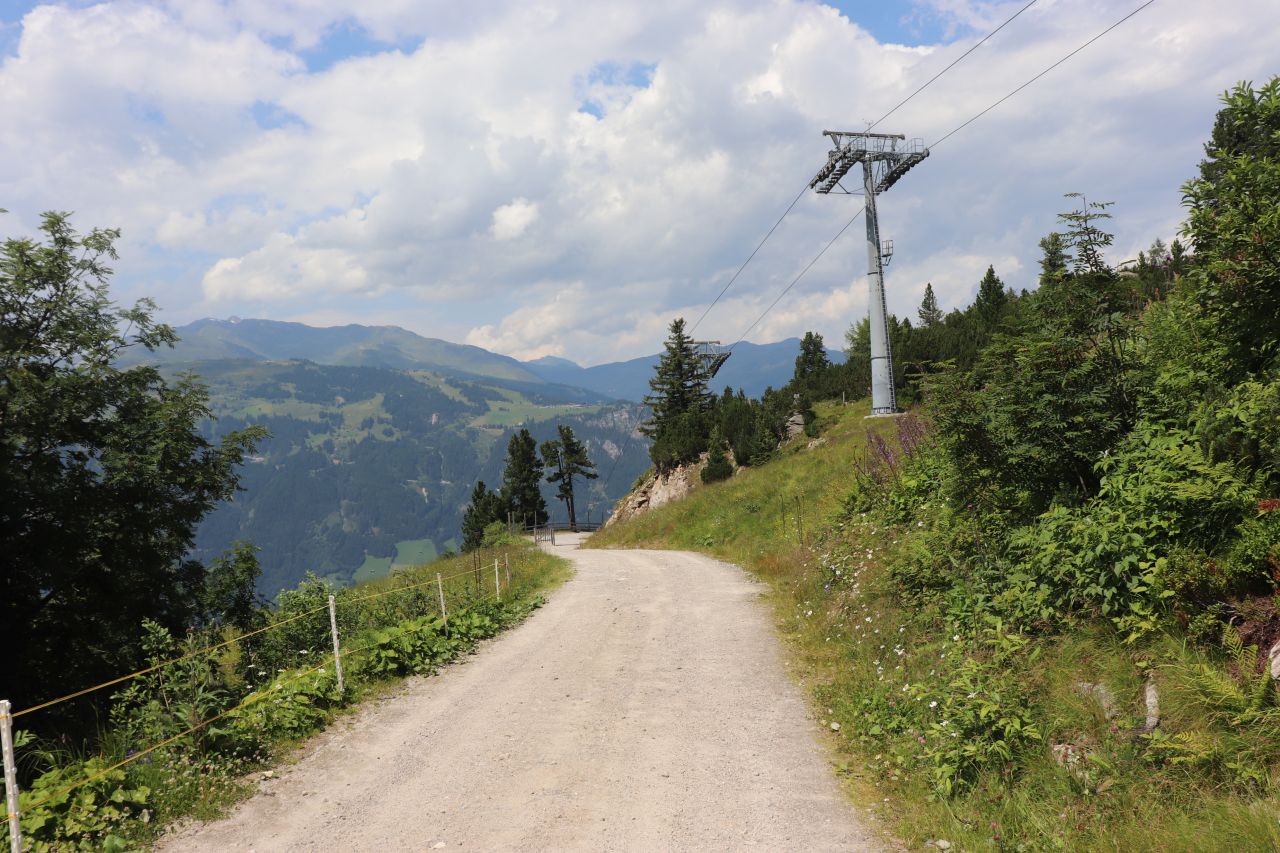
593,79,1280,851
2,540,567,851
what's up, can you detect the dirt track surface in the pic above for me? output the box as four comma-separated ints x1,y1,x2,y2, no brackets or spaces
158,535,881,852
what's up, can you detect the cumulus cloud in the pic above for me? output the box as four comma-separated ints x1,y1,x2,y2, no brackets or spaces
1,0,1277,364
202,232,371,302
490,198,539,240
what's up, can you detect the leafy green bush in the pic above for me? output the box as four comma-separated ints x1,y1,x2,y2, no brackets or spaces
364,615,456,677
921,650,1042,797
17,759,149,852
226,666,341,745
481,520,522,548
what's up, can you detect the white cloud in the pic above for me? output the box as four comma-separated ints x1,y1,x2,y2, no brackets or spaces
2,0,1277,364
202,231,371,302
490,198,539,241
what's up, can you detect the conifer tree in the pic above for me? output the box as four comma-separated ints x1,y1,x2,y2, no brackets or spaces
917,282,943,327
1037,233,1070,285
641,318,712,472
793,332,830,383
540,425,597,531
500,428,547,526
461,480,504,550
700,427,734,484
974,265,1008,327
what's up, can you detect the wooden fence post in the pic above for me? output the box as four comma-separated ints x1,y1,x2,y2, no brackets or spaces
437,573,448,632
1,698,22,853
327,595,345,696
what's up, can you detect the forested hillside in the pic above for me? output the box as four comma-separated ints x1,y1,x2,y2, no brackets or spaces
184,359,646,596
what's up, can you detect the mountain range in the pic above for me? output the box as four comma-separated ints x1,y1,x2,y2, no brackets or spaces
129,318,843,401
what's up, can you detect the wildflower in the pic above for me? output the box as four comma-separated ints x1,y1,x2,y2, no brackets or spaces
929,700,938,708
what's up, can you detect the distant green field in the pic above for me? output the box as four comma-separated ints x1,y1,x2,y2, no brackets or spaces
474,402,603,427
353,538,440,584
392,538,438,568
353,554,393,584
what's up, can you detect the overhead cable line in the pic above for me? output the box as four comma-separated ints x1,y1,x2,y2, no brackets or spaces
865,0,1040,131
731,209,864,349
726,0,1156,347
688,187,808,335
687,0,1041,336
931,0,1156,149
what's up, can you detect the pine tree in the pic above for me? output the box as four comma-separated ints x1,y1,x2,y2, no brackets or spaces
641,318,712,472
1037,233,1070,285
540,425,597,531
500,428,547,526
461,480,504,550
793,331,830,383
974,265,1008,327
701,427,733,484
917,282,943,327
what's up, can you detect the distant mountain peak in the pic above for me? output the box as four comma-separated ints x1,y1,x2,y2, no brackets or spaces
528,355,581,369
123,317,545,384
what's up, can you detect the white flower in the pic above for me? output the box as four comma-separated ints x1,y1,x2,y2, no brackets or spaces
929,700,938,708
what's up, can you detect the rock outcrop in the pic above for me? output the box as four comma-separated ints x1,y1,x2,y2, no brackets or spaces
605,458,705,527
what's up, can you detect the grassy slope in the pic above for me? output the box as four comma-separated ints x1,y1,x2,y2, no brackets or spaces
590,401,1280,852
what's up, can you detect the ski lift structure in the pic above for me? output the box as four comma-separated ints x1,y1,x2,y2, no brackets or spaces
809,130,929,415
693,340,731,379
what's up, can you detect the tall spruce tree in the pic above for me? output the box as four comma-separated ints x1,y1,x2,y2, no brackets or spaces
1037,233,1070,285
917,282,943,327
540,425,597,531
973,265,1008,328
641,318,712,472
461,480,504,550
793,331,830,383
500,428,547,526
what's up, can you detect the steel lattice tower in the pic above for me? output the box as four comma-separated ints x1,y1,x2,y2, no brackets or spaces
809,131,928,415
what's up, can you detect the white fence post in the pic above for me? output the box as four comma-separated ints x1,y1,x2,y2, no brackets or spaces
494,559,501,601
2,698,21,853
504,553,511,587
328,595,345,696
550,524,556,546
437,573,448,631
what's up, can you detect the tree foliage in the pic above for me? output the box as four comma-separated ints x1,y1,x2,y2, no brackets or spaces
0,212,264,716
917,282,943,327
540,424,597,530
874,78,1280,647
642,318,712,472
500,428,548,527
461,480,505,550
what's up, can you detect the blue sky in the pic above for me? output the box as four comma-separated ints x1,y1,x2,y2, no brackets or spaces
1,1,1276,363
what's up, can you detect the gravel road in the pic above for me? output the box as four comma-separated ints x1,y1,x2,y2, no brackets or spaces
158,535,881,852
